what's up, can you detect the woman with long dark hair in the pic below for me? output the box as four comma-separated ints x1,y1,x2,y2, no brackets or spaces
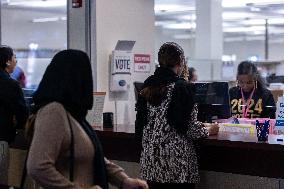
27,49,148,189
135,42,219,189
229,61,275,118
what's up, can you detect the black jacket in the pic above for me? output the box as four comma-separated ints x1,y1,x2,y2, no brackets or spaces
0,69,28,143
229,86,276,119
135,67,195,143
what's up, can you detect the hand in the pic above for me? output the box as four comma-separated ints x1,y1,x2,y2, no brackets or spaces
205,123,219,135
121,178,148,189
203,123,213,127
88,185,102,189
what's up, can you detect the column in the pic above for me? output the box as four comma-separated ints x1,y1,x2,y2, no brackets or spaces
194,0,223,80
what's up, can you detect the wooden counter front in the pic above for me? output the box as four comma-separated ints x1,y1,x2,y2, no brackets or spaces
96,126,284,179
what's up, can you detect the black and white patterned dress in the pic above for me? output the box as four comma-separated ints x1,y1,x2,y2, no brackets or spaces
140,83,209,183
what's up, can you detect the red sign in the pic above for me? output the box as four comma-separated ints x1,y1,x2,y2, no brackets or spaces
72,0,82,8
134,54,151,73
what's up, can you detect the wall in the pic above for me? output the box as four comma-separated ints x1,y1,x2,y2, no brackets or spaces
95,0,155,125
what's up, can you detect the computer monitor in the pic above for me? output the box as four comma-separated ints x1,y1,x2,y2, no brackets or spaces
194,82,231,122
134,81,144,101
22,88,36,108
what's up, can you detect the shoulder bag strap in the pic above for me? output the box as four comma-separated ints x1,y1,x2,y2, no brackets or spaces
66,113,74,182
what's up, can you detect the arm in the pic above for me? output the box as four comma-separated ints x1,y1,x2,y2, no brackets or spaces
187,104,209,140
135,94,147,146
11,83,28,129
104,158,129,187
105,158,148,189
27,103,83,189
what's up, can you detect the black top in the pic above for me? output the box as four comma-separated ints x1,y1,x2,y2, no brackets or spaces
229,86,276,119
0,69,28,143
135,67,195,142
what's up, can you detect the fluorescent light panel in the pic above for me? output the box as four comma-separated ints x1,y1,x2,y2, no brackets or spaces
32,16,66,23
8,0,66,8
223,12,257,20
163,23,196,30
154,4,195,13
223,26,265,33
222,0,284,7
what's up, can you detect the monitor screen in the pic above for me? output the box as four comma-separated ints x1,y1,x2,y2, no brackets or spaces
194,82,231,122
22,88,35,108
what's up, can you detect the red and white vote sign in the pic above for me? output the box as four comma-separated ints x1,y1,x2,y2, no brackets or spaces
134,54,150,73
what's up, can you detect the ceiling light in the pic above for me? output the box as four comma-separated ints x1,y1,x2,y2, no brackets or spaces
269,18,284,25
163,23,196,30
32,17,60,23
154,4,195,13
155,21,176,27
242,19,266,25
173,34,194,39
8,0,66,8
223,12,256,20
223,26,265,33
178,15,196,21
277,9,284,14
29,43,38,50
250,7,261,12
222,0,284,8
224,37,245,42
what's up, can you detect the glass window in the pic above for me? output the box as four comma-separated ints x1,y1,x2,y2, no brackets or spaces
1,0,67,88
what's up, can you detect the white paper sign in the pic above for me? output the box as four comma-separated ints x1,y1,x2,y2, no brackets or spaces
86,92,106,126
134,54,151,73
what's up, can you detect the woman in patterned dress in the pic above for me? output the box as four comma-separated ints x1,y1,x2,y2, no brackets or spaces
135,42,219,189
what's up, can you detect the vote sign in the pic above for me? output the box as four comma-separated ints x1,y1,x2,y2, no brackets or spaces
112,51,132,74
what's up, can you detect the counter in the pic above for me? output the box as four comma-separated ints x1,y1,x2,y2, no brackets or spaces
96,125,284,179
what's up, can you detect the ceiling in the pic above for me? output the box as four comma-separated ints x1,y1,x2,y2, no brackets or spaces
2,0,284,43
155,0,284,43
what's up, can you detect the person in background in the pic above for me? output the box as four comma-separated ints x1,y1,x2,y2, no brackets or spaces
229,61,276,118
188,67,197,83
10,65,26,88
27,49,148,189
0,46,28,185
135,42,219,189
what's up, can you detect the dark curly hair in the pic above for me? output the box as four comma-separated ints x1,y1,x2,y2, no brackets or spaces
158,42,184,68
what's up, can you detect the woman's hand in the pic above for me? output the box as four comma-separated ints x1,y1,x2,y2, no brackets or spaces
204,123,219,135
88,185,102,189
121,178,148,189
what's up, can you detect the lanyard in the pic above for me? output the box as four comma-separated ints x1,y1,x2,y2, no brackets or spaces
241,87,255,118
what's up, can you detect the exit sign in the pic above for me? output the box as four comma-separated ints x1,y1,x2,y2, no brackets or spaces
134,54,150,73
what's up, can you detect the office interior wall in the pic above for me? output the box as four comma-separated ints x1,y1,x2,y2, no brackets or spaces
95,0,155,125
155,28,284,80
